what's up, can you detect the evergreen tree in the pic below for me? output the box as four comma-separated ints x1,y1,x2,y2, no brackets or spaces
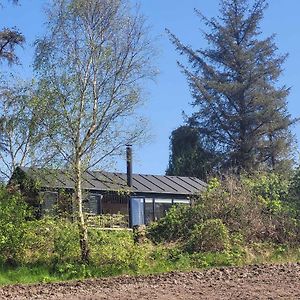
0,0,24,151
168,0,296,173
166,125,219,180
0,0,24,65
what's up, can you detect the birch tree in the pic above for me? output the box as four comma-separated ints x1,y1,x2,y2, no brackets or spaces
34,0,155,262
0,0,24,152
0,81,50,180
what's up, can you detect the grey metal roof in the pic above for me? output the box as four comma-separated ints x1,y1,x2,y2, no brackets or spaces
19,167,206,196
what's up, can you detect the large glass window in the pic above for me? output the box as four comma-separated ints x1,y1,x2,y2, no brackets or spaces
84,194,102,215
144,198,154,225
154,199,172,220
173,199,190,204
129,197,190,226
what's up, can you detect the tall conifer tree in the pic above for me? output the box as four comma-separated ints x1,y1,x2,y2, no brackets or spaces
0,0,24,65
168,0,295,173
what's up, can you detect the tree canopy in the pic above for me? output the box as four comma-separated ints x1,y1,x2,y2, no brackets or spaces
166,125,219,180
168,0,296,174
0,0,24,65
34,0,155,262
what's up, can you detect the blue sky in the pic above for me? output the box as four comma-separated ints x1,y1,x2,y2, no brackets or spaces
1,0,300,175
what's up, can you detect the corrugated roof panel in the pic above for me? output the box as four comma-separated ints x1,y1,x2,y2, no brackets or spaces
135,175,166,192
188,176,207,189
131,176,153,192
163,176,194,193
150,175,179,193
175,176,205,193
19,167,206,196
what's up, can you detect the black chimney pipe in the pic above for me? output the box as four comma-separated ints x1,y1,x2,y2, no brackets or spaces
126,145,133,187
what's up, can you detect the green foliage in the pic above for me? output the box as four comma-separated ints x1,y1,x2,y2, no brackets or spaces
0,265,58,285
187,219,230,253
147,204,191,243
9,167,41,218
87,213,128,228
191,248,246,268
242,173,299,244
148,173,300,247
88,229,149,275
166,125,219,180
55,263,92,280
0,186,29,265
243,173,290,212
21,218,80,265
168,0,295,173
288,166,300,214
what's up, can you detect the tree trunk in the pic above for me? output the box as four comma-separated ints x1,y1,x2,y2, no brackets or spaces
74,158,90,263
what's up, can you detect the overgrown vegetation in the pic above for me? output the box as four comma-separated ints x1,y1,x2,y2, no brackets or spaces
0,172,300,285
0,0,300,288
148,173,299,247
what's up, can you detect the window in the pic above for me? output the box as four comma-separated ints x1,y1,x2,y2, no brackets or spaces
41,191,58,215
173,199,190,204
154,198,172,220
84,194,102,215
129,197,191,226
144,198,154,224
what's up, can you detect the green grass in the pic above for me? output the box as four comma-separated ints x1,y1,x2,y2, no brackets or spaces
0,244,299,286
0,265,59,285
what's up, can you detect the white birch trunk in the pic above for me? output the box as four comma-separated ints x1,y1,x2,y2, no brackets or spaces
74,158,90,262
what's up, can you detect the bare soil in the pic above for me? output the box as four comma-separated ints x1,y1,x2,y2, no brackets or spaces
0,263,299,300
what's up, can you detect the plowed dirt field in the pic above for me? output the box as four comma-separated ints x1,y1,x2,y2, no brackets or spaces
0,263,299,299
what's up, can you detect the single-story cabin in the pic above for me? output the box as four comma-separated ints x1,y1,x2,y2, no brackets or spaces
10,147,206,227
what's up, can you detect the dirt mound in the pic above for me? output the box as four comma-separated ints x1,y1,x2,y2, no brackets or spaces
0,263,299,299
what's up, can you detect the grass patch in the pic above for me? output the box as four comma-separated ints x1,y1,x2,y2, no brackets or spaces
0,243,299,286
0,265,59,285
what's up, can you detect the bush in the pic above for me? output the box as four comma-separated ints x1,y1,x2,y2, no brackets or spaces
147,204,191,243
186,219,230,253
88,229,150,275
244,173,299,244
0,187,30,265
244,173,290,213
147,173,300,247
21,218,80,265
289,167,300,215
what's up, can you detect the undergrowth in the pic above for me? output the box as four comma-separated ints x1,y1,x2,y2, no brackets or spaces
0,241,299,286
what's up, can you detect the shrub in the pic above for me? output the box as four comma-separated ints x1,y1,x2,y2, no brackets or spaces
147,204,191,243
243,173,290,213
21,218,80,265
88,229,150,275
147,173,300,246
186,219,230,253
195,176,265,241
0,187,30,265
289,167,300,215
243,173,299,244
